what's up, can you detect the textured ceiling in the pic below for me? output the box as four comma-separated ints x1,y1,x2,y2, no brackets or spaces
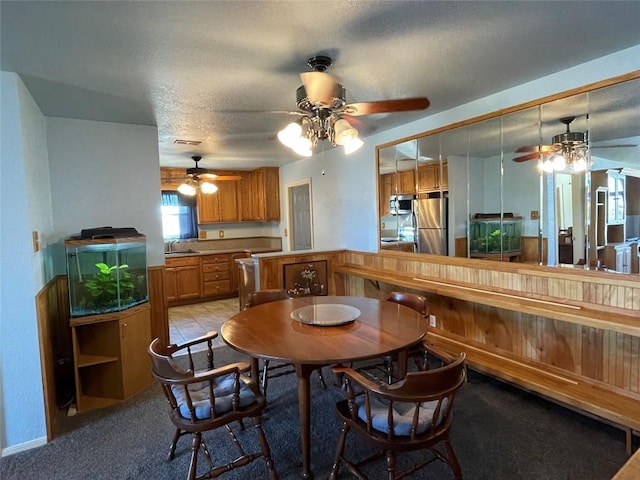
1,1,639,170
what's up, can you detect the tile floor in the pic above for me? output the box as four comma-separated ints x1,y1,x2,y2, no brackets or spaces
169,297,241,349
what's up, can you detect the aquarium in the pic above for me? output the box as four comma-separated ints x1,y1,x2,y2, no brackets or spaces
65,235,148,317
469,216,522,258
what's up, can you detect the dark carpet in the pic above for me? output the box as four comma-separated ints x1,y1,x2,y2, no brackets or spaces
0,346,631,479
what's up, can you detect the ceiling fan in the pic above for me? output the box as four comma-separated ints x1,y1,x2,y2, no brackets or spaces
172,156,241,196
276,55,430,156
513,116,636,172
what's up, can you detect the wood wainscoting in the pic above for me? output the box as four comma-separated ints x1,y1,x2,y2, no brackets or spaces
333,249,640,452
256,250,347,294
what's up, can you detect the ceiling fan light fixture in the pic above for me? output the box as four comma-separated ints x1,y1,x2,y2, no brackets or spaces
200,181,218,194
292,136,313,157
552,153,567,171
343,136,364,155
277,121,303,148
334,118,358,145
177,180,197,196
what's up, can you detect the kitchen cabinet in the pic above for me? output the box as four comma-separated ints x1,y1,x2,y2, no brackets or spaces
165,256,201,301
239,167,280,222
397,169,416,195
201,254,232,296
602,244,632,273
379,173,394,216
70,303,152,412
417,161,448,192
197,181,239,223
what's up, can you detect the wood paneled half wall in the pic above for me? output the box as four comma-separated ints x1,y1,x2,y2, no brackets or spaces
332,249,640,453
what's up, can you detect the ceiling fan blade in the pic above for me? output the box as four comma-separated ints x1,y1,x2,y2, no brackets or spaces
592,144,637,149
300,71,340,106
216,109,306,116
200,173,242,181
514,145,554,153
342,97,430,116
513,152,543,162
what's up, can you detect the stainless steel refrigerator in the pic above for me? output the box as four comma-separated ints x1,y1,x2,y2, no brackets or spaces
413,197,448,255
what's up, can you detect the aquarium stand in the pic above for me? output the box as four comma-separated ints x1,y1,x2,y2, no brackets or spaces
70,303,152,412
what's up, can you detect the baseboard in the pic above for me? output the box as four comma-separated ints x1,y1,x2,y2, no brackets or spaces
1,436,47,457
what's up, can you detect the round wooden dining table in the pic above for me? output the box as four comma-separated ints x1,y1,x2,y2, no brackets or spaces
221,295,427,479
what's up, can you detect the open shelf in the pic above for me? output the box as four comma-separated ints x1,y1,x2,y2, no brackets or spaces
76,353,119,368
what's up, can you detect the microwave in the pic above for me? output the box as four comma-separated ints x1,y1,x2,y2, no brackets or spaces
389,195,414,215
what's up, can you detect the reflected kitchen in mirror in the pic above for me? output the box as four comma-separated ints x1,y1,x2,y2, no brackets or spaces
376,73,640,275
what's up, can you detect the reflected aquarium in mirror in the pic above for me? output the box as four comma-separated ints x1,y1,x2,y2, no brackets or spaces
376,73,640,275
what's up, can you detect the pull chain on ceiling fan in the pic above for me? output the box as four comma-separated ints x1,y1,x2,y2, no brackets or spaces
277,55,430,157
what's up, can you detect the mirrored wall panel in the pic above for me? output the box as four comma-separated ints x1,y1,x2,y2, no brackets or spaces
376,74,640,275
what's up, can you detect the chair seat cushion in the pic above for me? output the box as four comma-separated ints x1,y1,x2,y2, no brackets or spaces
355,395,447,436
172,374,256,420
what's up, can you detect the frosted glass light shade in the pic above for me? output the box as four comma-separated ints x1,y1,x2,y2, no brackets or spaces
177,182,197,196
200,181,218,194
334,118,358,145
343,137,364,154
278,122,303,148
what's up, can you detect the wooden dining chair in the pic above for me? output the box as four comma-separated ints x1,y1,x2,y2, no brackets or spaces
246,289,326,397
148,333,278,480
329,351,467,480
357,291,429,383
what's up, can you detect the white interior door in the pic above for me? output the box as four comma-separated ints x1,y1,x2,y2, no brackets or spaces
288,180,313,251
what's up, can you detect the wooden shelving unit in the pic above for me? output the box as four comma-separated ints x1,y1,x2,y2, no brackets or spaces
70,303,152,412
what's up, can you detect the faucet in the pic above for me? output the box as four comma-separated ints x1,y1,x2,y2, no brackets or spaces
168,240,178,253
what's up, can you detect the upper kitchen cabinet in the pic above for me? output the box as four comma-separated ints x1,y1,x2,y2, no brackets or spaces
197,181,239,223
242,167,280,222
238,167,280,222
417,161,447,193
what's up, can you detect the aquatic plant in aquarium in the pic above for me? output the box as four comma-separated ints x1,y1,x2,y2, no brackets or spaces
65,235,148,317
469,216,522,257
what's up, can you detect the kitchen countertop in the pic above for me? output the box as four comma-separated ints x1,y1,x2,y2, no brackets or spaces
165,247,281,258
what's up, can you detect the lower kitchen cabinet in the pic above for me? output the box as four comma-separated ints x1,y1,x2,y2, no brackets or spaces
602,244,632,273
70,303,152,412
201,254,232,296
165,256,201,301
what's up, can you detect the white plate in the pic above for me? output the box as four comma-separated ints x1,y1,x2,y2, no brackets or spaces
291,304,361,326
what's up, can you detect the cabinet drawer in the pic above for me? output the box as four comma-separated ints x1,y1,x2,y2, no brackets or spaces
165,256,200,267
203,271,230,282
203,280,231,295
201,254,230,264
202,262,229,273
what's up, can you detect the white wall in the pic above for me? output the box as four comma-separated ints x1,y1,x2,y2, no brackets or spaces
47,118,164,272
0,72,50,452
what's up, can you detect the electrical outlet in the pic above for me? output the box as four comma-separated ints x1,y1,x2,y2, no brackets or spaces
429,314,436,327
284,228,288,237
218,230,224,238
531,210,539,220
32,231,39,253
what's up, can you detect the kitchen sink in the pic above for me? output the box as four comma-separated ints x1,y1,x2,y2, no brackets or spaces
165,249,199,255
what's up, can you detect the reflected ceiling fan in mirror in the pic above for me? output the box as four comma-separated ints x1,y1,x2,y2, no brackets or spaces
171,156,241,196
277,55,430,157
513,116,636,173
